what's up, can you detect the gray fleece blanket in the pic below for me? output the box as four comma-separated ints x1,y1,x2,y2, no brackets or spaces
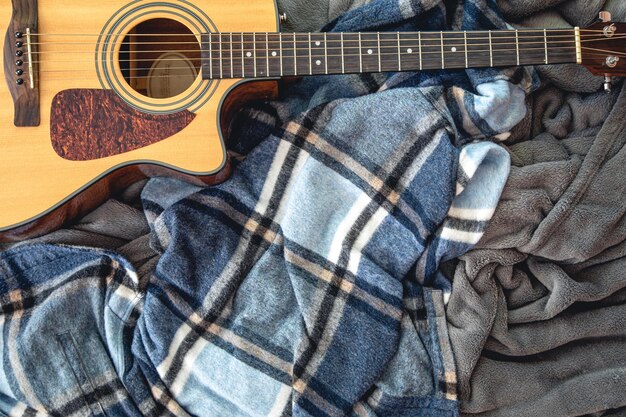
444,1,626,417
4,0,625,416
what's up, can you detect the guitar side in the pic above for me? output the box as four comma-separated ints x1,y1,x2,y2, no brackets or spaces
0,0,279,241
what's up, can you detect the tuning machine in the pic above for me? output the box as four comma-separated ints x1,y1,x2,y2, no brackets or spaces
599,11,615,92
604,75,613,92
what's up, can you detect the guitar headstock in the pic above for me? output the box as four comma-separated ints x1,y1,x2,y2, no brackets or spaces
580,12,626,84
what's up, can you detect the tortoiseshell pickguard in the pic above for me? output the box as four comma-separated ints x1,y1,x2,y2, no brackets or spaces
50,89,196,161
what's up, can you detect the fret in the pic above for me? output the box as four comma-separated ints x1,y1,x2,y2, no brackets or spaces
253,33,257,77
440,31,445,69
464,31,468,68
240,33,245,77
293,32,297,75
418,31,422,70
324,32,328,74
397,32,401,71
266,32,270,76
308,32,312,75
219,32,223,78
515,29,520,65
342,33,360,73
358,32,363,72
377,32,382,72
208,33,213,78
279,33,283,76
341,32,345,73
488,30,493,67
230,33,234,78
543,29,548,65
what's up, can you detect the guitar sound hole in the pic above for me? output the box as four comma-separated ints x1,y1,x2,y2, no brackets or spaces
120,18,201,99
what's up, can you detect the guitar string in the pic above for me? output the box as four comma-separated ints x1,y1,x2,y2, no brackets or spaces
25,45,580,65
24,47,581,64
22,50,594,78
24,32,618,63
25,28,609,37
20,51,610,81
21,52,590,73
25,31,618,51
20,33,623,65
580,45,626,56
22,54,589,81
25,32,609,47
27,34,611,55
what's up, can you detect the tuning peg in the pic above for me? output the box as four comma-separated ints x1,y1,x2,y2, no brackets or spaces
599,11,612,22
604,75,613,92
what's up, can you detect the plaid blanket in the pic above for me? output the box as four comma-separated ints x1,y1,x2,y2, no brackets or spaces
0,0,537,415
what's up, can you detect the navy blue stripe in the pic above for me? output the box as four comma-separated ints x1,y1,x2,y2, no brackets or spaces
209,335,292,385
305,374,354,412
287,260,400,329
53,378,126,416
142,198,165,217
286,238,402,306
196,188,256,219
297,395,332,417
462,92,499,138
219,319,294,363
425,236,442,286
0,263,121,315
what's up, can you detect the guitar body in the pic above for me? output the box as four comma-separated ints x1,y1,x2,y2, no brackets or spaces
0,0,279,241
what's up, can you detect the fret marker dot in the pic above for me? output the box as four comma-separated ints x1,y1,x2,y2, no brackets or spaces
451,47,457,52
246,52,252,57
315,60,321,65
367,49,373,54
271,51,277,56
315,41,321,46
407,48,412,53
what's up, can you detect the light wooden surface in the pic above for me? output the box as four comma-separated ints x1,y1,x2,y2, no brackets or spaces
0,0,277,230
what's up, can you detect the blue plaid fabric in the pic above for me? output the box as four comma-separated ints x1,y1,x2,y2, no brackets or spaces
0,0,537,415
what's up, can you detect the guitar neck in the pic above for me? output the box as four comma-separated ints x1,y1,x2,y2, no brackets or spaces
200,28,582,79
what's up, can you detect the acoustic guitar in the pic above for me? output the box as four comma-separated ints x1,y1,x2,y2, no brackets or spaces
1,1,624,241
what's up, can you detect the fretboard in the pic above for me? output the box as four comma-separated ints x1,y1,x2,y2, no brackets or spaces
200,29,580,79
